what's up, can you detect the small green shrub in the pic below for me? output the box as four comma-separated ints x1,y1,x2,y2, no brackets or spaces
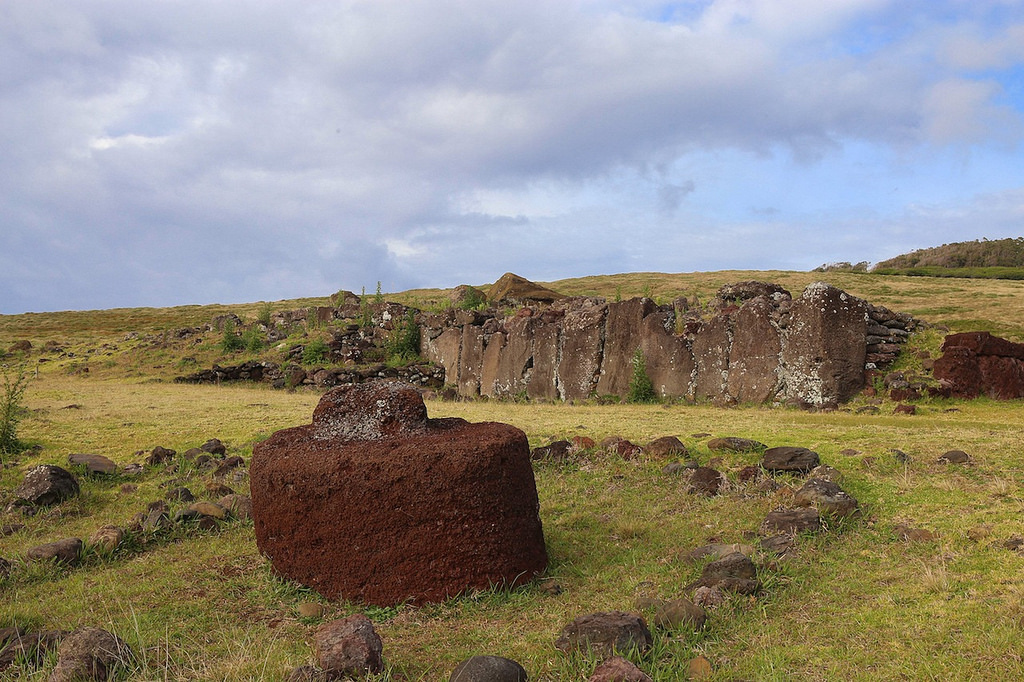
386,310,421,363
256,302,273,326
302,339,329,365
626,347,657,404
0,363,29,455
457,288,488,311
219,320,245,353
242,326,265,353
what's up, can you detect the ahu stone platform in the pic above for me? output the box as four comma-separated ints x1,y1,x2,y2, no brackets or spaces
422,281,911,408
250,381,548,606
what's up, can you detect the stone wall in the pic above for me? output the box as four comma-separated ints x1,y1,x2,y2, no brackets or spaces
422,282,914,408
933,331,1024,399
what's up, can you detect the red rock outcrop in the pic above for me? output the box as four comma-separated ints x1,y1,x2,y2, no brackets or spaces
250,381,547,605
934,331,1024,399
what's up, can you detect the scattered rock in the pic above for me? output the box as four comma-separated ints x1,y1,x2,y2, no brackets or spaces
839,448,860,456
894,524,937,542
1003,535,1024,551
707,437,765,453
588,656,653,682
0,523,25,537
88,525,124,553
555,612,653,657
761,508,822,535
314,615,384,678
894,404,916,415
449,655,528,682
297,602,326,619
571,436,597,451
201,438,227,455
0,630,66,671
692,585,727,609
205,481,235,498
645,436,688,458
891,449,912,464
217,494,253,521
761,447,820,473
12,465,80,508
687,655,713,680
758,534,796,556
808,465,843,483
166,487,195,502
967,525,992,542
792,479,859,518
26,538,83,565
693,552,759,594
653,598,707,631
146,446,176,465
49,627,132,682
688,467,725,497
188,501,228,520
938,450,971,464
67,453,117,475
662,461,698,475
531,440,572,462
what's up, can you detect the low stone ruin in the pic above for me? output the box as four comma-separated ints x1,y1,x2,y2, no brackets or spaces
250,381,548,605
933,331,1024,399
422,280,917,407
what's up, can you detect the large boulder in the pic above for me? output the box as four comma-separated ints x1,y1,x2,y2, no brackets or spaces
251,381,547,605
487,273,564,305
49,627,132,682
12,466,80,508
780,283,867,406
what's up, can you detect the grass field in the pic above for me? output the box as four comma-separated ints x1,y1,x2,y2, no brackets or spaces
1,270,1024,680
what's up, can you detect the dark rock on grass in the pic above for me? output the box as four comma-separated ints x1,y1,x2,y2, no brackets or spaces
0,627,24,648
182,448,203,461
531,440,572,462
0,630,66,671
88,525,124,553
662,461,698,475
146,446,176,465
449,655,528,682
213,456,245,477
894,404,917,415
555,611,653,657
188,501,228,520
201,438,227,455
314,614,384,678
166,487,195,502
793,478,859,518
688,467,725,497
759,534,796,557
653,598,707,631
0,557,11,579
692,585,727,609
67,453,117,475
692,552,759,594
761,508,822,535
26,538,83,565
761,446,820,473
142,508,171,532
205,481,235,498
50,627,133,682
894,524,937,542
645,436,688,458
12,465,80,507
588,656,653,682
217,494,253,521
707,437,765,453
0,523,25,537
938,449,971,464
571,435,597,451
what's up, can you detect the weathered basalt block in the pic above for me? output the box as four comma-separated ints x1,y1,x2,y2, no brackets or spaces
251,381,547,605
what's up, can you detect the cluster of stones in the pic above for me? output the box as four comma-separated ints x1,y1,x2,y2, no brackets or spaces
863,303,916,369
0,439,251,579
175,358,443,390
251,381,548,606
422,277,910,408
0,626,133,680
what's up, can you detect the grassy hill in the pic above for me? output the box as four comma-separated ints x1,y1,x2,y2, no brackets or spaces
872,237,1024,280
1,271,1024,679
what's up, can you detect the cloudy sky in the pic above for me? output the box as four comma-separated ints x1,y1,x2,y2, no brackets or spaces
2,1,1023,314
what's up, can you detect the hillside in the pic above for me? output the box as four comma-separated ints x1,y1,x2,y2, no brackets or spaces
872,237,1024,278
